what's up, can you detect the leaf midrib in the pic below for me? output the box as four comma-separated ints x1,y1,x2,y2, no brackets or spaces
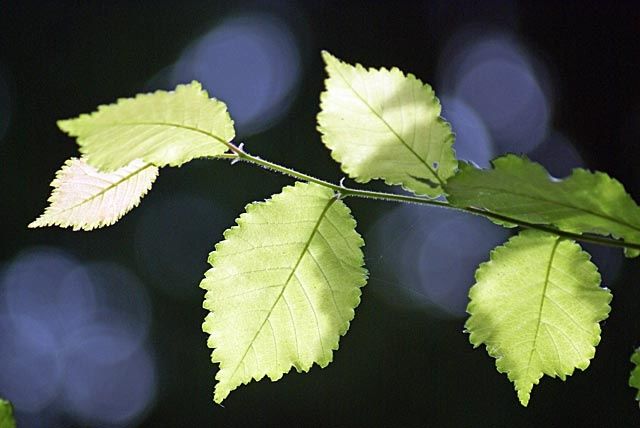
526,237,561,376
56,162,155,214
451,182,640,234
82,121,230,146
227,195,339,382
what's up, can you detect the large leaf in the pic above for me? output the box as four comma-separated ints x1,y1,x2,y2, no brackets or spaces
317,51,456,197
200,181,367,403
630,348,640,401
29,157,158,230
0,399,15,428
466,230,611,406
58,81,234,171
446,155,640,257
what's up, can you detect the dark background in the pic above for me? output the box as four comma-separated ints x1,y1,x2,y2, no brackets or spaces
2,1,640,427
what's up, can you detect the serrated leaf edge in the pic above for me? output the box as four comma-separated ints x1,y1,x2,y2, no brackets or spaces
317,51,456,196
28,157,158,231
201,182,367,403
466,231,611,406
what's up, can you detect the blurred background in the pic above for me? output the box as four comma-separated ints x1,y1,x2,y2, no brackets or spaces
1,1,640,426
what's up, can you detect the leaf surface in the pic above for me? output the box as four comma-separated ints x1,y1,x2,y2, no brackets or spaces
59,81,234,170
317,51,456,196
200,182,367,403
466,230,611,406
630,348,640,400
29,157,158,230
0,399,15,428
446,155,640,257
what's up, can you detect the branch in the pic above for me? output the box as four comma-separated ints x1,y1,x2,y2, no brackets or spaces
212,146,640,252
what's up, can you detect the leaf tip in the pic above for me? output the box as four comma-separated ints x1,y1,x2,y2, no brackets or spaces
213,391,227,405
57,118,74,134
27,218,43,229
321,50,337,64
518,390,531,407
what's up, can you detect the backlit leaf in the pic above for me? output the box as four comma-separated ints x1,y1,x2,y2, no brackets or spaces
466,230,611,406
446,155,640,257
29,157,158,230
630,348,640,401
0,399,15,428
317,51,456,196
200,181,367,403
58,81,234,171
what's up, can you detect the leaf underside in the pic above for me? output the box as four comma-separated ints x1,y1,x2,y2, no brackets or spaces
58,81,235,171
466,230,611,406
630,348,640,400
446,155,640,257
29,157,158,231
200,182,367,403
317,51,457,197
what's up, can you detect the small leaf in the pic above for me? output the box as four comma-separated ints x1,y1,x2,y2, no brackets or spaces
630,348,640,401
200,182,367,403
59,81,235,171
29,157,158,230
0,399,16,428
446,155,640,257
317,51,456,197
466,230,611,406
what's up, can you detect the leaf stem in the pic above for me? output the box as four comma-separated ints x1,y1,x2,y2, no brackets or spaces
216,146,640,252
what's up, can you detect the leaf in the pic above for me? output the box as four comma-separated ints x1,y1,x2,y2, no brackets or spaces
630,348,640,400
29,157,158,230
200,181,367,403
466,230,611,406
58,81,235,171
446,155,640,257
0,399,15,428
317,51,456,197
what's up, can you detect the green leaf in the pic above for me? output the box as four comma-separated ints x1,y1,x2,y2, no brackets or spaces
317,51,456,197
0,399,15,428
29,157,158,230
446,155,640,257
200,181,367,403
58,81,234,171
630,348,640,400
466,230,611,406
